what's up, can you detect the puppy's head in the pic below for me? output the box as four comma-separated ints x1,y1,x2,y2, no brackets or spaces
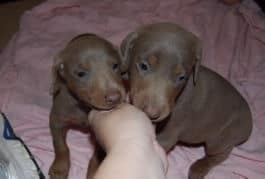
120,23,201,122
51,34,125,109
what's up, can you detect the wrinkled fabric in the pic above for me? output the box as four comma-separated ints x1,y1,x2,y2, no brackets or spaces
0,0,264,178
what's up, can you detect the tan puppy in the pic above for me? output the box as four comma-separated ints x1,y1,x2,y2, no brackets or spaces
49,33,125,179
120,22,252,179
88,103,168,179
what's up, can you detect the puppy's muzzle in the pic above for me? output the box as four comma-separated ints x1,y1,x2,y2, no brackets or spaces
105,91,122,106
143,105,161,120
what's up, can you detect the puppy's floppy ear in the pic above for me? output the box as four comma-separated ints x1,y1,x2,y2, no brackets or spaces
193,39,202,85
119,31,139,72
50,53,65,95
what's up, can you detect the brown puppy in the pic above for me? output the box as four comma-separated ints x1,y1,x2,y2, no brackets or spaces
120,23,252,179
49,34,125,179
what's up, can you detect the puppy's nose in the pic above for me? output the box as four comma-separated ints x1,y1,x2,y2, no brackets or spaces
105,91,121,105
143,105,161,120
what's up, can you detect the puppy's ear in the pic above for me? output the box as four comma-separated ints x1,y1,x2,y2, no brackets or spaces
50,54,65,95
193,39,202,85
119,31,139,72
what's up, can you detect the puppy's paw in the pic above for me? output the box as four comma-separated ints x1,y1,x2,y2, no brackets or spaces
188,160,208,179
49,158,70,179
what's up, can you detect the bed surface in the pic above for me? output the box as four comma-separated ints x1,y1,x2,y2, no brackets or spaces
0,0,265,178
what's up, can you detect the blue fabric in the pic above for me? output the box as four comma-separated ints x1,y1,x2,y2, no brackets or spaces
0,112,46,179
2,113,17,140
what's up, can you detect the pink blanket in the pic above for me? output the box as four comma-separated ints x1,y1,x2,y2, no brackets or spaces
0,0,265,178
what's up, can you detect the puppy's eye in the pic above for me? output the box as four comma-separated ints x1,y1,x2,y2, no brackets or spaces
178,75,186,81
139,62,148,71
137,61,150,73
174,73,187,86
112,63,119,71
76,71,87,78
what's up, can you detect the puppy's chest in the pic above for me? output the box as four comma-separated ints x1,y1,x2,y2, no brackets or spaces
54,91,89,125
170,108,215,143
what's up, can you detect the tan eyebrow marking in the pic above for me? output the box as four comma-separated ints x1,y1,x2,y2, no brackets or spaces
148,55,158,66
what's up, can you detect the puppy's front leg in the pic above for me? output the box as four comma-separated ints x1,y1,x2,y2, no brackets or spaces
156,120,179,152
86,145,105,179
188,146,232,179
49,116,70,179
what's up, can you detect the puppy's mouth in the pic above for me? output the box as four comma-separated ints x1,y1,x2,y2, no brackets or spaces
91,104,115,110
151,118,165,123
74,90,126,110
131,100,171,123
150,112,170,123
87,101,122,110
76,97,121,111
